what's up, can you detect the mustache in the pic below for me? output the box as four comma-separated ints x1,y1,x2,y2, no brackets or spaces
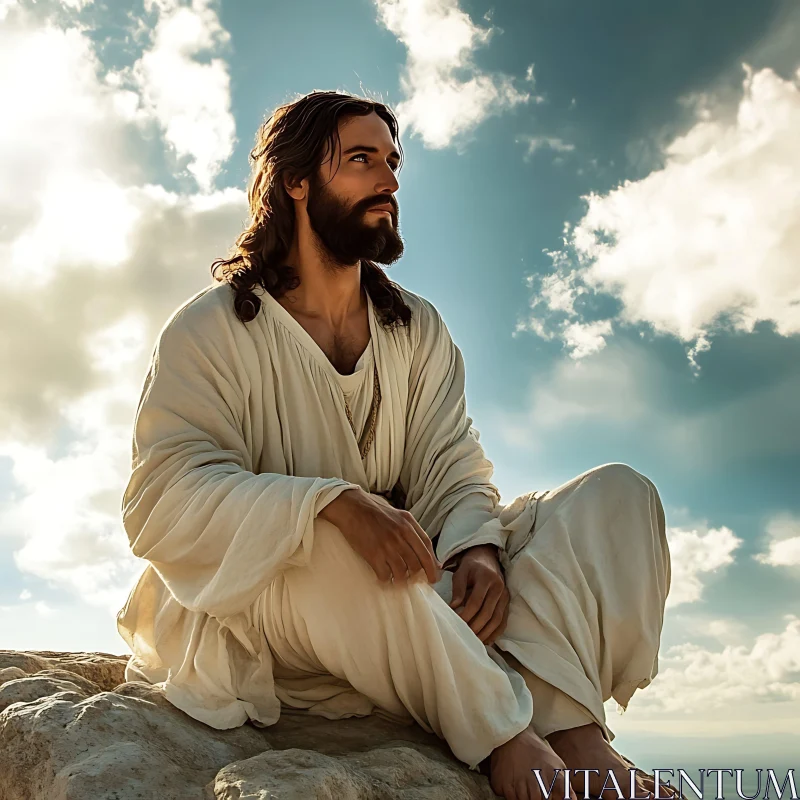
362,199,397,214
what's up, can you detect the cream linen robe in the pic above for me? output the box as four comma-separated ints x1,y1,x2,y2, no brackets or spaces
117,280,671,771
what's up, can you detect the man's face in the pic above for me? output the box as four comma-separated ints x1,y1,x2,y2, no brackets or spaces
304,111,404,268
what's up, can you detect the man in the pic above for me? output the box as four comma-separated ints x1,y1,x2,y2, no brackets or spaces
117,90,677,800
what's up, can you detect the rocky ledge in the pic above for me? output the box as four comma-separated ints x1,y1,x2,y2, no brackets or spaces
0,649,502,799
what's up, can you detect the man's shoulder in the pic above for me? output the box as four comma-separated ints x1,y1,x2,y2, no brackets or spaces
160,281,238,339
393,285,452,348
393,284,446,330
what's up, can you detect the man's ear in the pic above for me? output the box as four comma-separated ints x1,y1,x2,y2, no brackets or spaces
283,172,307,202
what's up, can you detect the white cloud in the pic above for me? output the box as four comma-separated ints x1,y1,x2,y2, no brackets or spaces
0,0,16,20
518,64,800,367
680,616,754,648
560,319,612,359
0,4,247,613
10,171,141,286
0,18,132,201
35,600,57,616
0,7,237,322
373,0,532,149
755,513,800,568
130,0,236,191
517,134,575,163
0,184,246,610
666,524,743,608
0,348,145,610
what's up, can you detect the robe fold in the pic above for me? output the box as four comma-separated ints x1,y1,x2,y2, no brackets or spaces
116,279,510,729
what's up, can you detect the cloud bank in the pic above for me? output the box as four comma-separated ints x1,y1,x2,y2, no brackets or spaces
0,0,245,612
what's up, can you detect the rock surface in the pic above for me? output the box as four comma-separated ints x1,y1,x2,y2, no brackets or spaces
0,650,500,799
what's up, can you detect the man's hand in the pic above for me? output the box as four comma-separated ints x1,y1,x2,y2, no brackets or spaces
449,544,509,646
319,488,443,586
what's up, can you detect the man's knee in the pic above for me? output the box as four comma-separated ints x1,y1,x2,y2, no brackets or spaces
586,463,667,552
309,517,374,578
589,462,658,502
308,517,426,597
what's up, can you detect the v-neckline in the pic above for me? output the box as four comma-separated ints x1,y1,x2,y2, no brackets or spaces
263,286,376,380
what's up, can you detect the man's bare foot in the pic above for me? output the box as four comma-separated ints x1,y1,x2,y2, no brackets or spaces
489,723,578,800
546,722,681,800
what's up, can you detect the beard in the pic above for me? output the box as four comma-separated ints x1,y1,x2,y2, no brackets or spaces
305,171,404,270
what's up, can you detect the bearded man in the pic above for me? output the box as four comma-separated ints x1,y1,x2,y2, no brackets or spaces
117,90,677,800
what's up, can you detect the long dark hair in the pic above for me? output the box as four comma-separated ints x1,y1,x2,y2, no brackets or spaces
211,90,412,330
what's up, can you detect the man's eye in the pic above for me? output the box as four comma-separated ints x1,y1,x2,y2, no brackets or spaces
351,154,399,172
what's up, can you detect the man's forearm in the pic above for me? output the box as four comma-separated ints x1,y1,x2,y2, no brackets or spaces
318,485,363,526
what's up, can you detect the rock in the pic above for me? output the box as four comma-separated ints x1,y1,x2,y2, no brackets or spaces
0,651,127,692
210,745,486,799
0,650,498,799
0,670,101,714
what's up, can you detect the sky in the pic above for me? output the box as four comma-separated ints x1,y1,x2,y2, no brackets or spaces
0,0,798,780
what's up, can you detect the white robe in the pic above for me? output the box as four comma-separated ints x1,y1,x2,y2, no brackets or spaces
116,280,670,766
117,280,516,728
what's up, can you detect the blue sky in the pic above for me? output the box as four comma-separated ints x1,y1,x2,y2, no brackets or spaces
0,0,798,776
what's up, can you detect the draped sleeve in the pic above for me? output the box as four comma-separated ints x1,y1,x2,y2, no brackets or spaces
398,295,510,568
121,295,362,621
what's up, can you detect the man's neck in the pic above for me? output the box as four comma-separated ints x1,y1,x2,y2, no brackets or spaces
281,248,364,329
277,256,371,376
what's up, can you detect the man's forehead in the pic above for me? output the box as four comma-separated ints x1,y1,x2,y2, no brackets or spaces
338,114,398,156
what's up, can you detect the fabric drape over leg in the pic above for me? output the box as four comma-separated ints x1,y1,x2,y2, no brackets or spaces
495,462,672,743
255,515,534,771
